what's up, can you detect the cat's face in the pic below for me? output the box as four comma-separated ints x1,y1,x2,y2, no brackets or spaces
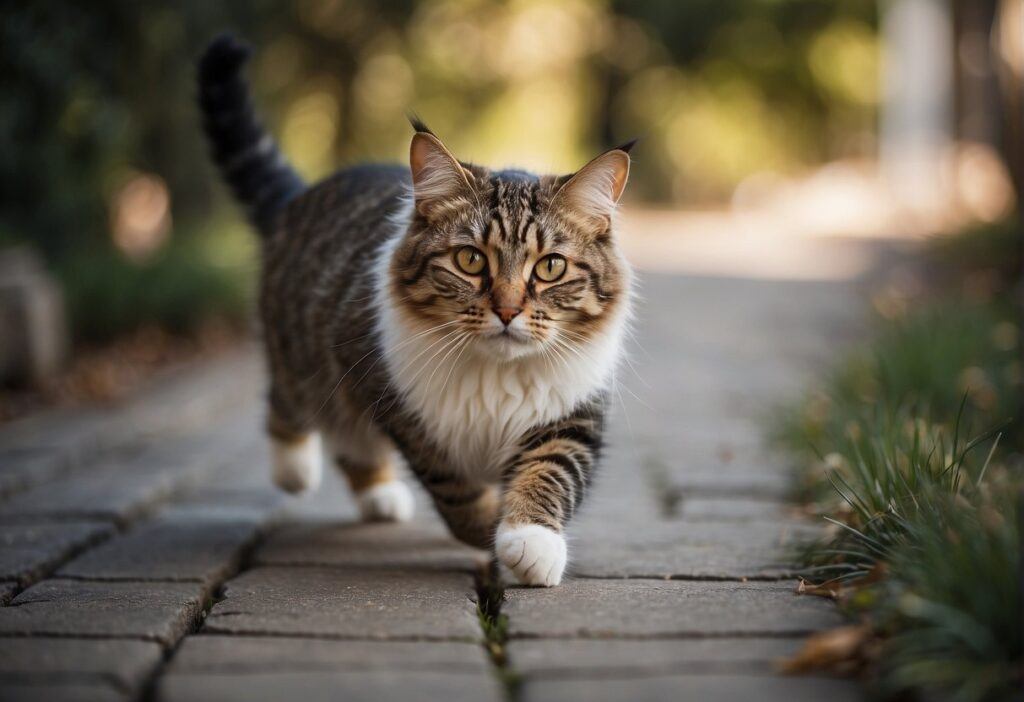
390,129,632,361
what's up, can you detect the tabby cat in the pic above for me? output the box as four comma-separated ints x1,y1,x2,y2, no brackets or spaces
198,35,633,586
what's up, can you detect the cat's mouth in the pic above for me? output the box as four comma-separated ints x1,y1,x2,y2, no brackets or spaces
479,327,537,358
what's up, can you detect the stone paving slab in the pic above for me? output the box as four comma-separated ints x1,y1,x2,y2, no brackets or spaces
521,673,864,702
0,463,180,526
592,441,791,506
507,637,803,677
0,520,114,585
676,496,791,522
0,680,127,701
0,348,261,455
0,579,205,646
666,470,790,498
158,489,286,524
204,567,479,640
567,519,816,579
0,637,163,693
177,440,273,494
269,467,366,522
0,409,117,459
158,670,502,702
0,445,77,500
254,520,485,573
0,431,246,526
168,635,490,673
504,580,842,638
640,445,793,498
56,514,264,585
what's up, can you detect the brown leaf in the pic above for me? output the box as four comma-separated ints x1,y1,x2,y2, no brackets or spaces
795,578,841,599
778,625,870,674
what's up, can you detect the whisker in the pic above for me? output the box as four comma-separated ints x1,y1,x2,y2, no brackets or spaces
424,331,470,389
437,333,473,400
358,327,463,391
368,329,465,420
556,327,651,393
330,317,458,350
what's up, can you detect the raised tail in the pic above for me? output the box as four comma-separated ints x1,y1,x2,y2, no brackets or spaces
197,34,304,237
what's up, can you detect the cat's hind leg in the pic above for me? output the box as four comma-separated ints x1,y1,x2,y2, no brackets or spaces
267,411,323,494
326,423,414,523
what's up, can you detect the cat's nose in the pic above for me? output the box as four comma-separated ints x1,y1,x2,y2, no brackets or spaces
492,306,522,326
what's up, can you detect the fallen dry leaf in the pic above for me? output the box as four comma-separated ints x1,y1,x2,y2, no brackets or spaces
778,624,870,674
795,578,841,599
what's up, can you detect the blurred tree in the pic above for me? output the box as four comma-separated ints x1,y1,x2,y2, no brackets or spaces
0,0,884,340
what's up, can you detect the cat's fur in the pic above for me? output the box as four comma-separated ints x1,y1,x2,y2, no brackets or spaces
198,35,633,586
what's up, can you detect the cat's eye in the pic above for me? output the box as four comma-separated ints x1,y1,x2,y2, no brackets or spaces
534,254,567,282
454,246,486,275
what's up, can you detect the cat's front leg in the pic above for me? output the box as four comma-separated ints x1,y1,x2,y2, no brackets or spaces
424,474,501,549
496,414,600,587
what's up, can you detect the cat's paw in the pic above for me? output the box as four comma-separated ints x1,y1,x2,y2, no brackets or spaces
495,523,567,587
357,480,415,522
271,433,323,494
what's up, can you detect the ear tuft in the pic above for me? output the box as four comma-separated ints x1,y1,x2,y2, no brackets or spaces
407,113,436,137
614,138,639,155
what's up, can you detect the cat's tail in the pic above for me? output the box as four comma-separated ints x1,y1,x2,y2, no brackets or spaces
197,34,304,237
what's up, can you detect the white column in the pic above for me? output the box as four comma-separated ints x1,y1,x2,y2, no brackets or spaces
880,0,955,212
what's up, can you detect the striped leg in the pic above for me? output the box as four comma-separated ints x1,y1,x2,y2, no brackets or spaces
495,410,602,586
421,473,500,549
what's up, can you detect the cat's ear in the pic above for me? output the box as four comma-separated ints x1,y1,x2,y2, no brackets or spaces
409,130,474,220
550,141,634,230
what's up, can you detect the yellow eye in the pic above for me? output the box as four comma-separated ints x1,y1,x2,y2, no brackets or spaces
534,254,567,282
455,246,486,275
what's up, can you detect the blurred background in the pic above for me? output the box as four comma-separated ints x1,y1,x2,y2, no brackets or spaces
0,0,1020,416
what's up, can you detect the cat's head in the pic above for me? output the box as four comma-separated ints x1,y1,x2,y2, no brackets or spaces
389,123,633,361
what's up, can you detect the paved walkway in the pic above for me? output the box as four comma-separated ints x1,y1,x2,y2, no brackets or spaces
0,256,873,701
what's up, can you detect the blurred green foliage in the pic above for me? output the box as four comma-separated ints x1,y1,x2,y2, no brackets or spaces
56,218,255,342
780,301,1022,486
1,0,877,340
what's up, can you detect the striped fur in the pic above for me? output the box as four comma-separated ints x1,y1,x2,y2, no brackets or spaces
198,35,304,236
197,37,633,586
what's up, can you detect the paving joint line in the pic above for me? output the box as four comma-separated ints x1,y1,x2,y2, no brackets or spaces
135,511,277,702
505,630,825,641
474,561,522,702
567,573,800,583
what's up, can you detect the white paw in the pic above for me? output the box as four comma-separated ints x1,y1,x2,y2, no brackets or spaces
495,523,567,587
271,433,322,494
357,481,415,522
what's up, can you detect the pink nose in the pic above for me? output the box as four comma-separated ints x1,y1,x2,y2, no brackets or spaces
493,306,522,326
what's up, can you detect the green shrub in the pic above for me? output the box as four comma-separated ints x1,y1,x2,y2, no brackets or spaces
57,233,254,343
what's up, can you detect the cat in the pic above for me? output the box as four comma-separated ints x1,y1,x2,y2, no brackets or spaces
197,35,633,586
